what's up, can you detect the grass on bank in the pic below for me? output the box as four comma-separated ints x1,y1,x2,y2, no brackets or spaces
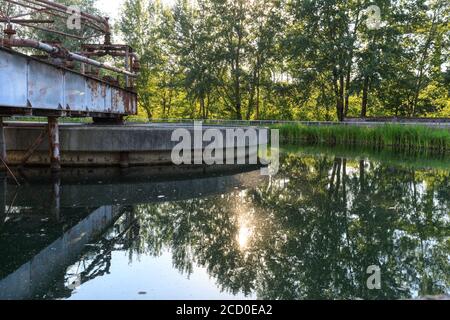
274,124,450,154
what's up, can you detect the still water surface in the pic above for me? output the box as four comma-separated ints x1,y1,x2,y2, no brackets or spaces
0,147,448,300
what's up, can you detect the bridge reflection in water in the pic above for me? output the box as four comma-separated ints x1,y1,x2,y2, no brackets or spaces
0,165,264,300
0,149,448,300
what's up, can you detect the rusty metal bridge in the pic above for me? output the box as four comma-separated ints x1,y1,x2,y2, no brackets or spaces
0,0,139,171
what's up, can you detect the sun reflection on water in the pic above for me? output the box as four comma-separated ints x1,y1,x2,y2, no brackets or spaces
234,191,256,251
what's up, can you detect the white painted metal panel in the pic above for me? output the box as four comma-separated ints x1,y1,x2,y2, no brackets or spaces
0,50,28,108
28,59,64,109
64,72,86,111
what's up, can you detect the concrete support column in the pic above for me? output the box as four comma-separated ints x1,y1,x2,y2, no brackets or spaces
47,117,61,172
0,118,7,168
0,117,7,158
0,172,6,228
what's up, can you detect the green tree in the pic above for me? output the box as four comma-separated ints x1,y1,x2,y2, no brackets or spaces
114,0,449,121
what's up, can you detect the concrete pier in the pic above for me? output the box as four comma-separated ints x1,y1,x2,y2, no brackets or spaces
4,123,266,167
47,117,61,171
0,118,6,162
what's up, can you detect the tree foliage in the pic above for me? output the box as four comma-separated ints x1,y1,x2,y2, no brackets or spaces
117,0,449,121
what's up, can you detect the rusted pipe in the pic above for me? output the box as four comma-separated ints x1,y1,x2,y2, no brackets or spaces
7,38,59,54
68,52,137,78
4,38,137,78
0,19,55,23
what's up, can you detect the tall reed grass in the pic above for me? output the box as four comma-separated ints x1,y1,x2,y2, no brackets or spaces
274,124,450,154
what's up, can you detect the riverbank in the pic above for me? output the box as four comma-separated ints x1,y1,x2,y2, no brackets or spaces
275,124,450,154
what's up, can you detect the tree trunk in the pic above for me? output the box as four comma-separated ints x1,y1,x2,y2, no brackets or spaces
333,68,345,122
162,98,166,119
246,74,256,120
361,76,370,118
199,96,206,119
344,67,351,117
255,85,260,120
339,74,345,121
234,29,243,120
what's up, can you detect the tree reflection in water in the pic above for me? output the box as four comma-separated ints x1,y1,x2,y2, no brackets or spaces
130,153,449,300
